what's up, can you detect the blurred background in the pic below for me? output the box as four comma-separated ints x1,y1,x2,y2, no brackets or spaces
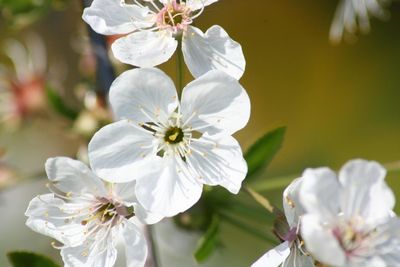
0,0,400,266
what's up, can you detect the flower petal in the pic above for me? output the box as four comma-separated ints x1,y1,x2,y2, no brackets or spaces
282,247,315,267
251,241,291,267
109,68,178,123
82,0,153,35
134,203,164,225
135,157,203,217
187,135,247,194
25,194,86,247
61,228,117,267
182,25,245,79
186,0,219,11
45,157,107,196
122,221,148,267
338,159,394,223
299,167,341,221
283,178,305,229
111,30,178,67
88,120,161,183
301,214,346,266
180,70,250,136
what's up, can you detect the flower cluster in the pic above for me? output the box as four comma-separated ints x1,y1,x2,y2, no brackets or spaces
253,159,400,267
23,1,400,267
329,0,391,43
26,0,250,266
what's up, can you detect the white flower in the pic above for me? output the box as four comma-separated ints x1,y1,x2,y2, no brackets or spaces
252,178,314,267
82,0,245,79
88,68,250,217
299,159,400,267
25,157,163,267
329,0,391,43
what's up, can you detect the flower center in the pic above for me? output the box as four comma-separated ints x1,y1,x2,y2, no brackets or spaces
164,127,184,144
81,198,134,226
332,221,372,256
157,0,191,33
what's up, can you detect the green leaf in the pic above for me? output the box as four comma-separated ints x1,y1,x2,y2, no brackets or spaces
194,215,220,263
8,251,60,267
244,127,286,181
46,86,79,120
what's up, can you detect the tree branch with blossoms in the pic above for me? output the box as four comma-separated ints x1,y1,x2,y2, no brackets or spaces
2,1,399,267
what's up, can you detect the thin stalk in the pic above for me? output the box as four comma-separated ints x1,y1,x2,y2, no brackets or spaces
218,211,278,245
175,37,184,96
250,160,400,193
221,200,275,224
244,186,276,214
145,225,159,267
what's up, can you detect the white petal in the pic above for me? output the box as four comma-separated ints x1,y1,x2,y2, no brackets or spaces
299,167,341,221
134,203,164,225
25,194,86,247
109,68,178,123
187,135,247,194
45,157,107,196
338,159,394,223
111,30,178,67
301,214,346,266
61,228,117,267
82,0,153,35
182,25,245,79
88,120,161,183
180,70,250,136
122,221,148,267
135,157,203,217
283,178,305,229
251,241,291,267
112,180,137,205
282,248,315,267
375,218,400,265
186,0,219,11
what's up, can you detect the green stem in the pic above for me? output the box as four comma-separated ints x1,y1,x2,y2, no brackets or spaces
249,174,297,192
217,211,278,245
176,38,184,96
218,201,275,224
250,160,400,193
244,186,276,214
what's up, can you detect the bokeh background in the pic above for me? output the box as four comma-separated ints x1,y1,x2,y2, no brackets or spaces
1,0,400,266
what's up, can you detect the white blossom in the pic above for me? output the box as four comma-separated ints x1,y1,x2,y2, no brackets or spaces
25,157,163,267
252,178,314,267
82,0,245,79
88,68,250,217
299,159,400,266
330,0,391,43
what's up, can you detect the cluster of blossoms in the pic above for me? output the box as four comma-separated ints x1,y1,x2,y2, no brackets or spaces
329,0,391,43
23,1,400,267
26,0,249,266
253,159,400,267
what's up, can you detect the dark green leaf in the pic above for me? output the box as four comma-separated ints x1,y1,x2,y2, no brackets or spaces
245,127,286,181
194,215,220,263
8,251,60,267
46,86,79,120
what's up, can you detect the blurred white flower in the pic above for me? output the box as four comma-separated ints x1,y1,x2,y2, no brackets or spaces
0,35,48,127
299,159,400,266
252,178,314,267
82,0,245,79
25,157,163,267
88,68,250,217
329,0,391,43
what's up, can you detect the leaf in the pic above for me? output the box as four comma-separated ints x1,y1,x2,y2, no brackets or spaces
194,215,220,263
244,127,286,181
46,85,79,120
8,251,60,267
